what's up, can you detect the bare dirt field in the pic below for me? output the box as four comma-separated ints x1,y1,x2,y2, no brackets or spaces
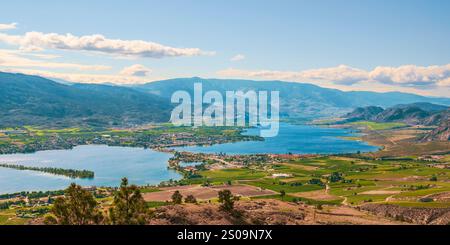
360,190,401,195
291,189,340,201
143,184,276,202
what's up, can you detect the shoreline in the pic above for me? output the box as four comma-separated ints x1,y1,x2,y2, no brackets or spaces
0,123,384,195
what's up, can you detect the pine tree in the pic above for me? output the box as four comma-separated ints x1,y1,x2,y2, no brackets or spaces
218,189,234,212
109,178,148,225
50,183,104,225
171,190,183,204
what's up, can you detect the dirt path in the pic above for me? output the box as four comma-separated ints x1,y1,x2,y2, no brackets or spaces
326,183,350,206
341,197,349,206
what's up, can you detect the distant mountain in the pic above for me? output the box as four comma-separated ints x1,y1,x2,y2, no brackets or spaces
136,78,450,119
0,72,171,127
344,103,449,127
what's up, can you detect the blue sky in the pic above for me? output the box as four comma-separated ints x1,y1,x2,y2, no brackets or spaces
0,0,449,96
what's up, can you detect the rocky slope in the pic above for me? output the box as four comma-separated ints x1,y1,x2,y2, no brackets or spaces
344,102,449,125
149,200,306,225
422,119,450,141
361,204,450,225
148,200,403,225
345,103,449,126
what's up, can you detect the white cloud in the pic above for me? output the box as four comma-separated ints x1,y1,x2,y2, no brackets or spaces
0,31,215,58
0,23,17,31
230,54,245,61
297,65,368,85
119,64,152,77
217,64,450,88
0,49,110,71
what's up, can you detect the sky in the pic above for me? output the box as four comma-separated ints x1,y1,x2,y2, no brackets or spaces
0,0,449,97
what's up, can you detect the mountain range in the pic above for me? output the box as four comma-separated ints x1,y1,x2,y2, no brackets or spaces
135,77,450,119
1,72,450,128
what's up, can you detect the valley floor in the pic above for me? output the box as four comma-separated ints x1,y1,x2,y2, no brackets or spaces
1,122,450,225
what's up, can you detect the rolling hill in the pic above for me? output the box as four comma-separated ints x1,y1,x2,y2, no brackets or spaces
0,72,171,127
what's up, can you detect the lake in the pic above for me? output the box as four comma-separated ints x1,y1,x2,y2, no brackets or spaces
173,123,378,155
0,145,180,194
0,123,378,194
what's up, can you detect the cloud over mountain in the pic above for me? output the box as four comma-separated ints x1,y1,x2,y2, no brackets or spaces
4,68,151,84
120,64,152,77
0,49,110,71
218,64,450,88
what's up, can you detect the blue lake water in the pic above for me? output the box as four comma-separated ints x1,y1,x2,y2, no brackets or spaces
0,123,378,194
173,123,378,155
0,145,180,194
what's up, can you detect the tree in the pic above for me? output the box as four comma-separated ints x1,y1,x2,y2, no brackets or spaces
308,178,324,185
430,175,438,181
280,190,286,201
329,172,344,183
184,195,197,204
109,178,148,225
50,183,104,225
218,189,234,212
171,190,183,204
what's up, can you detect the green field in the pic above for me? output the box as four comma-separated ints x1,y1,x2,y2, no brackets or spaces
251,194,342,206
350,121,407,130
0,209,30,225
245,179,323,193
